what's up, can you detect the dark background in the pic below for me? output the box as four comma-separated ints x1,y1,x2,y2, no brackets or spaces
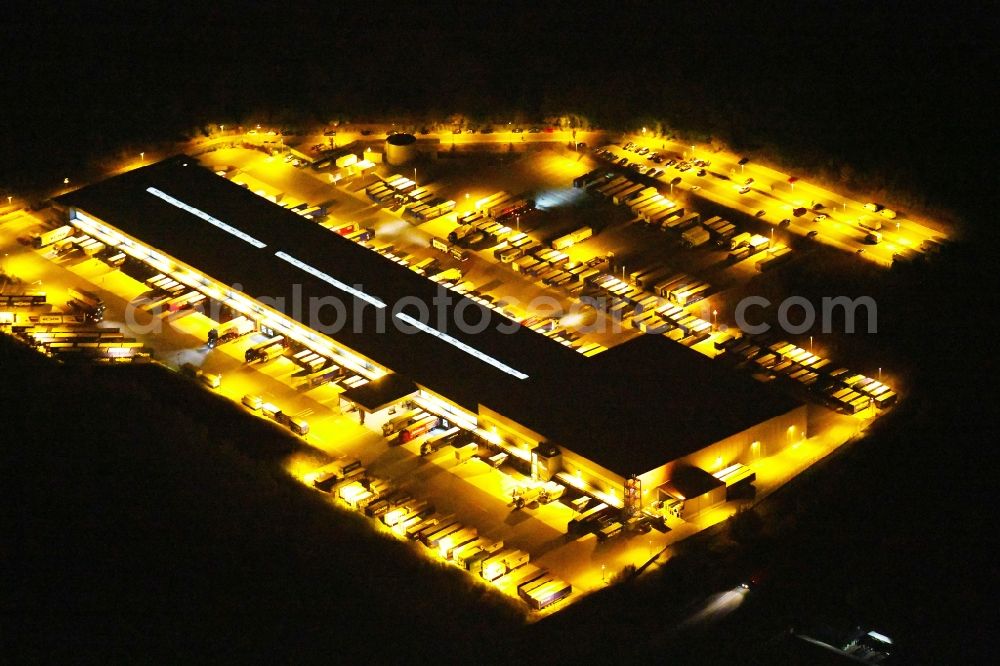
2,2,998,662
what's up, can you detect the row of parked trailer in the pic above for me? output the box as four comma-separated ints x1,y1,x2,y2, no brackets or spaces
366,175,457,221
580,268,714,343
4,297,152,363
716,334,897,413
35,225,129,272
473,191,535,222
320,464,572,610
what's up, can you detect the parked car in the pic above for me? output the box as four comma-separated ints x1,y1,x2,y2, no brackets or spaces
807,229,819,238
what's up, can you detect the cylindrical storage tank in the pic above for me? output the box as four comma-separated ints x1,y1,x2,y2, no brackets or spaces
385,133,417,165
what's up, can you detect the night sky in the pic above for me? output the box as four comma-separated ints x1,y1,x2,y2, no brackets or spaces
1,2,994,214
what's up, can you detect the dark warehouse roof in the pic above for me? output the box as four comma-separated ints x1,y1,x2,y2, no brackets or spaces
57,156,802,478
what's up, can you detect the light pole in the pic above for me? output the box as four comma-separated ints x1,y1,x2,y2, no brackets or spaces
809,335,813,353
6,196,11,206
601,564,606,583
140,152,144,163
712,309,717,331
515,214,520,232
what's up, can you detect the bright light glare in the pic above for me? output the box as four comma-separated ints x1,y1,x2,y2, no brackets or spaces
395,312,528,380
146,187,268,249
274,251,386,309
678,588,748,628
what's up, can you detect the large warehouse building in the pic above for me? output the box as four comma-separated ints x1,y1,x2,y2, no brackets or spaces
56,156,806,517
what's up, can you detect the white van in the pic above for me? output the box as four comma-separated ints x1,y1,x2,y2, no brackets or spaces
196,370,221,389
242,394,263,411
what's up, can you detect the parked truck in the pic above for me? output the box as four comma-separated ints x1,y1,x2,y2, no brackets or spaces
244,335,285,363
381,409,420,437
32,224,74,249
207,315,254,347
858,216,882,232
397,414,441,444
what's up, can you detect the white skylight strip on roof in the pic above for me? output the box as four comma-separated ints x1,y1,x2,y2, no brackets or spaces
395,312,529,380
146,186,268,249
273,251,387,309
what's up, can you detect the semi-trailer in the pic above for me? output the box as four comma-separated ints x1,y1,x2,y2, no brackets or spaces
551,226,593,250
490,198,533,220
419,520,462,547
32,224,74,249
474,192,511,212
729,232,752,250
244,335,285,363
663,210,696,231
523,580,573,610
382,409,421,436
397,414,441,444
67,287,105,322
207,315,254,347
747,234,770,254
627,187,661,209
681,225,711,248
494,564,547,593
567,503,613,534
419,426,461,456
481,549,530,582
311,456,363,491
437,527,479,558
729,246,752,262
594,176,627,195
669,282,711,306
383,500,433,528
756,246,793,271
602,181,634,199
652,274,688,298
612,183,644,205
